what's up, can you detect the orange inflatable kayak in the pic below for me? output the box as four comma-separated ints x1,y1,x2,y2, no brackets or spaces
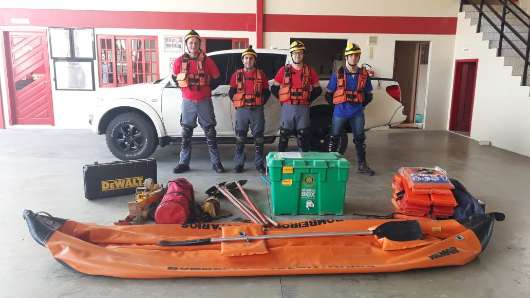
23,209,503,279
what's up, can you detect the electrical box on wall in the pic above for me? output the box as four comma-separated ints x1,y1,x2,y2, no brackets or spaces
367,36,378,59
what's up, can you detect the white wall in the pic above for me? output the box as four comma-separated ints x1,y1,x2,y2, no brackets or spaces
0,0,256,13
453,12,530,156
264,0,459,17
265,32,454,130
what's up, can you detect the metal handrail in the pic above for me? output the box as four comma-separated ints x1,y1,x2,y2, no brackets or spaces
505,0,530,27
483,1,527,45
461,0,530,85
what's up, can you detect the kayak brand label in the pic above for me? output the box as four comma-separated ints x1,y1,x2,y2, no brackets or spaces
429,247,460,260
181,219,344,230
101,176,144,191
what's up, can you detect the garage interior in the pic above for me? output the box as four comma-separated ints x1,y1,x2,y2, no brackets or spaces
1,0,530,297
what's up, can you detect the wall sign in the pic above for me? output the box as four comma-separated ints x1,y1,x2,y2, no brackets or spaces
164,36,183,52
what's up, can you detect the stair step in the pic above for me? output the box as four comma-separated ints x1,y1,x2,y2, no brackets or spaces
470,15,528,28
482,31,527,41
501,47,529,57
503,55,529,67
489,38,527,49
480,22,529,35
509,63,530,76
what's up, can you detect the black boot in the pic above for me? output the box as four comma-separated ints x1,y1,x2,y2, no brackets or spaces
256,165,266,174
173,164,190,174
296,129,311,152
355,143,375,176
358,161,375,176
278,128,290,152
234,164,244,173
254,137,265,174
212,163,225,173
328,135,340,152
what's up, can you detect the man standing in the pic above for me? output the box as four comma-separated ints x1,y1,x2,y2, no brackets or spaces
228,46,270,174
271,40,322,152
326,43,375,176
172,30,225,173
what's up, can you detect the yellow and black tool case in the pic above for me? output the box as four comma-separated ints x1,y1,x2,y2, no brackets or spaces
83,159,157,200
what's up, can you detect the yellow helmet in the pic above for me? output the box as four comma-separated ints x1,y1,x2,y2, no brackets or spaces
184,30,201,43
344,43,362,56
289,40,306,53
241,45,257,59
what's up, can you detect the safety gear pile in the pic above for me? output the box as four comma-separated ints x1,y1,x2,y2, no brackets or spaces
392,167,458,218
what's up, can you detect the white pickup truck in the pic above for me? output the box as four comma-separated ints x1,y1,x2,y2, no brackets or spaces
89,49,406,160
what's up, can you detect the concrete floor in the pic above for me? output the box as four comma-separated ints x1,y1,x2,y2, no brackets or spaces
1,129,529,298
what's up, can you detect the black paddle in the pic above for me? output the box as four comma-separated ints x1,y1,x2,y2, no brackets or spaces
159,220,422,246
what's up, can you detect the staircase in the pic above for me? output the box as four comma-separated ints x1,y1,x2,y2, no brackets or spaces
461,0,530,86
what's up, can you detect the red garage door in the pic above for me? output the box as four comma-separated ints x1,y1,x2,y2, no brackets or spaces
4,31,54,125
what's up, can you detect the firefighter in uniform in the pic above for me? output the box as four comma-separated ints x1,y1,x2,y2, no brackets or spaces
326,43,375,176
228,46,271,174
172,30,225,173
271,41,322,152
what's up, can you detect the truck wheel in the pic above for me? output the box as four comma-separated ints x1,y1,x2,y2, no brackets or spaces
105,112,157,160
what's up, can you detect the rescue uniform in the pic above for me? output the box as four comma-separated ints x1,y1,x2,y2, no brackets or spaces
326,44,375,175
228,68,270,173
273,64,319,152
172,49,223,173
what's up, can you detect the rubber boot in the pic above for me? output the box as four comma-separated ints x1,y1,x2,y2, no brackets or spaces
234,132,246,173
355,143,375,176
297,129,311,152
255,140,266,174
278,128,290,152
328,135,340,152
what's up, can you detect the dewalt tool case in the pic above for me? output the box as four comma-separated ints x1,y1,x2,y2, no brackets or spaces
83,159,157,200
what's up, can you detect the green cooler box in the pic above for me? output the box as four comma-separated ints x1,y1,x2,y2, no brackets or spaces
266,152,350,215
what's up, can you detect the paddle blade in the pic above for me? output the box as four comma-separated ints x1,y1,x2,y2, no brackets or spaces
159,238,212,246
372,220,422,241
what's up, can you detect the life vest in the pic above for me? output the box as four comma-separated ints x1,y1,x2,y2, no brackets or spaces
332,66,369,105
176,52,210,89
232,69,264,109
391,167,458,219
279,64,311,105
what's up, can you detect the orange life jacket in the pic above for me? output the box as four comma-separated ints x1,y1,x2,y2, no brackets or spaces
391,167,457,219
232,69,265,109
279,64,311,105
332,66,369,105
176,52,210,89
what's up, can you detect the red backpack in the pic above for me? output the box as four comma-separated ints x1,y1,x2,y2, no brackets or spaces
155,178,195,224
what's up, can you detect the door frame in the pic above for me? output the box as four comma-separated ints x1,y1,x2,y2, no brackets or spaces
3,29,54,125
0,81,4,129
449,59,478,133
